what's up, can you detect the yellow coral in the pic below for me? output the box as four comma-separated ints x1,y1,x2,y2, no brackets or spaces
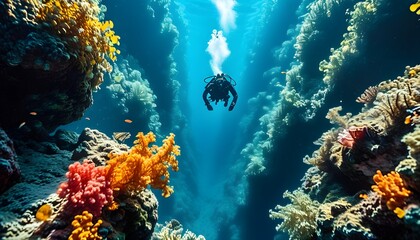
36,0,120,89
408,69,417,78
371,170,411,215
410,2,420,15
101,20,121,61
107,132,180,197
394,207,406,219
69,211,102,240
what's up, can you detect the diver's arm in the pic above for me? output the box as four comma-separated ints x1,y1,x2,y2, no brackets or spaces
224,74,237,87
202,87,213,111
228,84,238,111
204,77,216,88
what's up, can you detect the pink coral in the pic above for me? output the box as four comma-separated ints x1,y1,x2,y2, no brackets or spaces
337,126,370,148
337,128,355,148
57,160,113,217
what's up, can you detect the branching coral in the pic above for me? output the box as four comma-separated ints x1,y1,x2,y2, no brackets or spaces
303,130,338,170
107,57,161,132
69,211,102,240
356,86,379,104
345,67,419,134
269,189,320,240
371,170,411,217
36,0,120,89
107,132,180,197
274,65,420,237
319,0,380,84
57,160,113,217
325,106,351,128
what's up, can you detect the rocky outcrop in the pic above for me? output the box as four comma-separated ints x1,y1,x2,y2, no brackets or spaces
0,128,160,240
72,128,129,165
0,0,99,132
0,128,20,193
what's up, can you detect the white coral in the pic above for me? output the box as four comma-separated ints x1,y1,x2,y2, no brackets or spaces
269,189,319,240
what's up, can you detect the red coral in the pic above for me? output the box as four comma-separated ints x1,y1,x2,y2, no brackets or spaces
337,128,355,148
337,126,369,149
57,160,113,217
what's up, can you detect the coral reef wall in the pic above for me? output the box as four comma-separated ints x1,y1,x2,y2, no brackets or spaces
103,0,183,133
71,0,188,140
271,66,420,239
237,0,420,239
0,0,117,133
0,128,175,239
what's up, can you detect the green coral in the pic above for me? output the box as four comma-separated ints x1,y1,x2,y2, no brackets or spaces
269,189,320,240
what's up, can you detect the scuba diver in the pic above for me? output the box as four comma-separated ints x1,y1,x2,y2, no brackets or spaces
202,73,238,111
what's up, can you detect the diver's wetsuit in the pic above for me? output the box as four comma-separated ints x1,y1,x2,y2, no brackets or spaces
203,75,238,111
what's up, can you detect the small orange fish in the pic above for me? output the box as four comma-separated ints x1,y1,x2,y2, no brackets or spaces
29,112,37,116
405,106,420,125
36,203,53,221
85,117,91,121
405,116,412,125
124,119,133,123
18,122,26,129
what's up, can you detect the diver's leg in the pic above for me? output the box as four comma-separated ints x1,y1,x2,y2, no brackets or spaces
224,95,230,107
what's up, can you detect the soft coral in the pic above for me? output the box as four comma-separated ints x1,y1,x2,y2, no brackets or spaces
106,132,180,197
36,0,120,89
371,170,411,217
57,160,113,217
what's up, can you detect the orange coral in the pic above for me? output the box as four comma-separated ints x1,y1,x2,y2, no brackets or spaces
36,0,120,89
371,170,411,217
359,193,368,200
106,132,180,198
69,211,102,240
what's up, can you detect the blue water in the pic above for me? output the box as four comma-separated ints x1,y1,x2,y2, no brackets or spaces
61,0,329,239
